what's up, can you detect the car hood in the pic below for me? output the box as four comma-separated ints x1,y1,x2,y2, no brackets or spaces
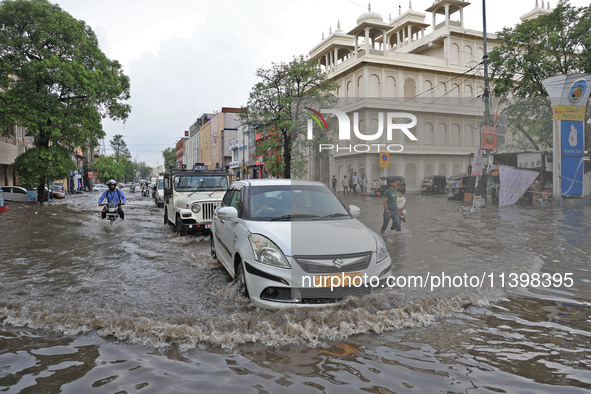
244,219,377,256
174,192,225,207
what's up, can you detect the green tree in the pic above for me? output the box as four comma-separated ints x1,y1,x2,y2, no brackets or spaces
136,161,151,180
0,0,131,202
110,134,131,161
91,155,124,183
490,0,591,151
162,147,176,169
240,55,337,178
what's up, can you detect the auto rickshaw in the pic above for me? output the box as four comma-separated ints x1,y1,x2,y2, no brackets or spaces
446,173,475,200
371,176,406,196
421,175,447,194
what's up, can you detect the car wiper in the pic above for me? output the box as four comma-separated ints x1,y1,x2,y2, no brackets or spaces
269,214,320,221
311,213,351,220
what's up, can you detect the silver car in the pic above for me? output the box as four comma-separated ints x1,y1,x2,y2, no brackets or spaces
211,179,392,309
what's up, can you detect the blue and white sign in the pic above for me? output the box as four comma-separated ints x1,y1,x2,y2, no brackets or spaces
561,120,584,157
561,156,584,195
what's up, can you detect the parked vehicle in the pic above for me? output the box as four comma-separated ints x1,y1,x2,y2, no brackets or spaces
421,175,447,194
51,185,65,199
211,179,392,309
93,184,108,192
0,186,28,202
371,176,406,196
446,173,475,200
163,165,230,236
154,176,164,208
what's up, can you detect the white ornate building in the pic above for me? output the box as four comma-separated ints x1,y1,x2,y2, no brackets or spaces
307,0,501,190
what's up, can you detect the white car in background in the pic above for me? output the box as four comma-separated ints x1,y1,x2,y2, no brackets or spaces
0,186,29,202
93,184,108,192
211,179,392,309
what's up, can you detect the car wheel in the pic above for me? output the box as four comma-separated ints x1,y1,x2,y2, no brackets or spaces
175,214,187,236
235,260,250,298
210,233,217,259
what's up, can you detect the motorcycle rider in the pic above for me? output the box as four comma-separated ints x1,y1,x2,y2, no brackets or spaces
98,179,126,220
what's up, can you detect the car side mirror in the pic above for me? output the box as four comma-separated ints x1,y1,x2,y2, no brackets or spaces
217,206,238,221
348,205,360,218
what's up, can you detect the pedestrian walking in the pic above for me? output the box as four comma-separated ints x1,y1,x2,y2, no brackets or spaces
352,172,359,195
380,179,402,234
342,175,349,195
360,176,367,195
331,175,337,192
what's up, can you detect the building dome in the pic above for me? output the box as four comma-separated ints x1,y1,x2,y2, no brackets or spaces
357,11,384,25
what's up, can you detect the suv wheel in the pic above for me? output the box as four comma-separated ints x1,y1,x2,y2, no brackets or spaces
175,214,187,236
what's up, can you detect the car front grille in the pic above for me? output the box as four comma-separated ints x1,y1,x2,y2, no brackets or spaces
294,252,372,274
201,202,218,221
297,285,372,300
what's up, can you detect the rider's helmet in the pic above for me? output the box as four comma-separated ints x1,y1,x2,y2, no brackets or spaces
107,179,117,189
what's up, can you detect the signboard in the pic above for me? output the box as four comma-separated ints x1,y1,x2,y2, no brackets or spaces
26,190,37,203
543,74,591,197
481,125,497,150
379,153,389,168
193,165,208,170
516,152,543,169
471,147,483,176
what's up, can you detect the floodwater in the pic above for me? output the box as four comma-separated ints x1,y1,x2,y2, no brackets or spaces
1,189,590,393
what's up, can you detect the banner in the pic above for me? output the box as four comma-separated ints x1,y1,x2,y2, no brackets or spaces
498,165,539,207
481,125,497,150
471,146,482,176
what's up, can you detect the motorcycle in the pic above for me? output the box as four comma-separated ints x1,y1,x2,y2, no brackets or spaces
142,186,150,197
103,202,120,227
130,184,136,193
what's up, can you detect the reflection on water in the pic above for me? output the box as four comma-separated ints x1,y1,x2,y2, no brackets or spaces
1,192,590,392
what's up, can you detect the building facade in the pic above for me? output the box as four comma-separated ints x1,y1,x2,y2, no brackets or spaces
308,0,502,190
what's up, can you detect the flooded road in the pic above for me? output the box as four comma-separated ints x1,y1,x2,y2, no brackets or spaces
1,190,590,392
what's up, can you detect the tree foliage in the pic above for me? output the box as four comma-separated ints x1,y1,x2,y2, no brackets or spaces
489,0,591,151
13,146,75,186
0,0,131,200
91,155,125,183
240,55,337,178
162,147,176,170
110,134,131,161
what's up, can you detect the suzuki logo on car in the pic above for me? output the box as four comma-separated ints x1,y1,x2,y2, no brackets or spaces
332,258,344,269
306,108,417,153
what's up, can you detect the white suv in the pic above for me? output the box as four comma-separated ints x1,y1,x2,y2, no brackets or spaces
211,179,392,309
163,167,229,236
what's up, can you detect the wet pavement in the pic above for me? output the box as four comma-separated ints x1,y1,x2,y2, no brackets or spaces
1,190,590,392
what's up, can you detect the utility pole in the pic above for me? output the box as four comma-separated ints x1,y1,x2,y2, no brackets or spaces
474,0,493,206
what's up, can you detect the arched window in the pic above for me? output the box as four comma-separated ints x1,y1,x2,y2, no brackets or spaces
423,122,434,145
404,78,416,98
437,123,448,145
450,43,460,64
386,76,396,97
369,74,380,97
424,163,434,177
405,163,417,186
451,124,461,146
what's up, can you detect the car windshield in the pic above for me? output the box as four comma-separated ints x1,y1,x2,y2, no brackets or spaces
447,179,461,187
249,185,351,221
174,175,228,192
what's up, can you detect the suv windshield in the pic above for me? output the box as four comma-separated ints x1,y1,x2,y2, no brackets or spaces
249,185,350,221
174,175,228,192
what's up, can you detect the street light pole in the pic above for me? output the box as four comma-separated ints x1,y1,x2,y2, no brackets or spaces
475,0,493,205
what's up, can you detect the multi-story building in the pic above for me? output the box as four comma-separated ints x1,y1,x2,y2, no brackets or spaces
0,124,33,186
208,108,240,170
307,0,502,190
175,137,188,167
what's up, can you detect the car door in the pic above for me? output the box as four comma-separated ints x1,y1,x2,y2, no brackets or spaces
214,189,235,265
216,187,244,273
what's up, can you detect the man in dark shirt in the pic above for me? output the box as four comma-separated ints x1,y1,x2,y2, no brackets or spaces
380,179,401,234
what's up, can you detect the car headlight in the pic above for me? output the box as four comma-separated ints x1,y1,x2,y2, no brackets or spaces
248,234,290,268
191,204,201,213
376,233,389,262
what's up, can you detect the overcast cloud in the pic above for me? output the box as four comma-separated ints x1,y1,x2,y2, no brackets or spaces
50,0,589,167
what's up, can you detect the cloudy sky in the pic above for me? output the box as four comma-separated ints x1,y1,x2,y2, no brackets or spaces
50,0,587,167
